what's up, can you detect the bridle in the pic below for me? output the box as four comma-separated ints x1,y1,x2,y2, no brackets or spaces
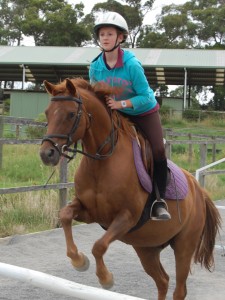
42,95,118,161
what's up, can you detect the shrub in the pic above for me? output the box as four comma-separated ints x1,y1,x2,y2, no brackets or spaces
172,144,186,154
182,109,208,122
160,105,171,122
182,109,199,121
25,113,47,138
3,98,10,115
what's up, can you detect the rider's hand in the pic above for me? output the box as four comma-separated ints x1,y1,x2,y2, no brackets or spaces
105,96,120,110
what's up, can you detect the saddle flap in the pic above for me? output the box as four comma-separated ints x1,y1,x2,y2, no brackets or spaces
132,139,188,200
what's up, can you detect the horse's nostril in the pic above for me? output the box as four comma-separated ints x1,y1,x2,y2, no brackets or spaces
47,148,55,158
40,147,60,166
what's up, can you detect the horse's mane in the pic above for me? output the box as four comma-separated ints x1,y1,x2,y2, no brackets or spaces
69,78,136,139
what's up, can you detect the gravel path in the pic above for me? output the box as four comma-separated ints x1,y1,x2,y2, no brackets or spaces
0,200,224,300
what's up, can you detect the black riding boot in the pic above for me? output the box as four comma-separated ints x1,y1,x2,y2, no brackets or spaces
151,159,171,220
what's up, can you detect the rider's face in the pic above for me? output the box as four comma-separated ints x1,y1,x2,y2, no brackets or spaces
98,27,123,51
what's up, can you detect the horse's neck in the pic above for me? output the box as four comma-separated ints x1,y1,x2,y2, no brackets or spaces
82,100,113,155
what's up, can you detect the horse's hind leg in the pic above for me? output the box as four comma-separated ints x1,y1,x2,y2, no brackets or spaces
171,231,202,300
59,198,90,271
172,243,193,299
133,246,169,300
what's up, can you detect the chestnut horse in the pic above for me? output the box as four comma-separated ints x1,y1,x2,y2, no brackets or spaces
40,78,221,300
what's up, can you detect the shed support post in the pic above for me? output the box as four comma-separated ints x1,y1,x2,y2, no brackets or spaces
183,68,187,109
22,64,25,90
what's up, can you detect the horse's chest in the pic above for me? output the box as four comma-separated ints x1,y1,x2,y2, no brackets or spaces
82,189,117,209
77,187,118,213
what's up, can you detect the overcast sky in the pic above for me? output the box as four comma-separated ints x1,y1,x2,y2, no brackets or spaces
69,0,188,25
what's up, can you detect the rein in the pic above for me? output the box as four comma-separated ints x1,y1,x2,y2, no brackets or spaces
42,95,118,161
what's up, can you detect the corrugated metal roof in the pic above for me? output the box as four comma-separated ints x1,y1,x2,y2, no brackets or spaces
0,46,224,86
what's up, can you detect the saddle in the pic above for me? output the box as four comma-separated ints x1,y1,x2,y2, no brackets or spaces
128,130,188,232
132,135,188,200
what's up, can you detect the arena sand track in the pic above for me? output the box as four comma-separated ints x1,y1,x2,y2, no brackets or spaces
0,200,224,300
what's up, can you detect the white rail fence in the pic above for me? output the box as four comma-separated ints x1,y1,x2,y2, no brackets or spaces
0,262,145,300
195,157,225,212
195,157,225,186
195,158,225,252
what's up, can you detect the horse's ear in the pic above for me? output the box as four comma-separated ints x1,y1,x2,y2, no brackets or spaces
66,78,76,96
44,80,55,95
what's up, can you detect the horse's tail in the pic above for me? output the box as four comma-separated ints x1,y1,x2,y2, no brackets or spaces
194,189,221,271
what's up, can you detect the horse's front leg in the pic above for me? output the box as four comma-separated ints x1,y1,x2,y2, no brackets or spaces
59,198,90,271
92,209,135,289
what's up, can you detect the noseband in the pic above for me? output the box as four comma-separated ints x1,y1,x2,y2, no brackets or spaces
42,95,117,161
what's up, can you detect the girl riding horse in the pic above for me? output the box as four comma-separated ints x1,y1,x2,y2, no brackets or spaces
89,11,170,220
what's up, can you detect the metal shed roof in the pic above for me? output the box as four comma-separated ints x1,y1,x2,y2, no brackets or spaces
0,46,224,86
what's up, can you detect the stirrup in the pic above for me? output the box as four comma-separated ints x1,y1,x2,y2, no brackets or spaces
150,199,171,221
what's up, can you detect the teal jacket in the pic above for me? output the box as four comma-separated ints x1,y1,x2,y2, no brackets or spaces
89,49,158,116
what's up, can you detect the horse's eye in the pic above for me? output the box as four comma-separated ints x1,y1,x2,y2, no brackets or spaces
69,112,76,119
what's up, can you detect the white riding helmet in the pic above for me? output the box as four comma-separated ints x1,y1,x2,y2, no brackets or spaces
94,11,129,43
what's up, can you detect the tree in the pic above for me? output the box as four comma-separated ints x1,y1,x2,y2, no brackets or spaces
138,0,225,49
0,0,24,45
0,0,91,46
137,26,185,48
21,0,91,46
207,86,225,111
138,2,199,48
190,0,225,48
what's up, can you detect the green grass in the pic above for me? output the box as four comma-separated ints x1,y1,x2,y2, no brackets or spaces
0,190,60,237
0,144,82,237
0,145,49,187
162,118,225,173
0,144,81,188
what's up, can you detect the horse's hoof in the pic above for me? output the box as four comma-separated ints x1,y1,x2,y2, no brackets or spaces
99,273,114,289
71,253,90,272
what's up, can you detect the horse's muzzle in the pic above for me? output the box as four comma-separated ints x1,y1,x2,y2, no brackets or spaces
39,145,60,166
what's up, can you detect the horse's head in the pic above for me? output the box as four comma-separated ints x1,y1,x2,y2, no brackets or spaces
40,77,135,166
40,78,87,166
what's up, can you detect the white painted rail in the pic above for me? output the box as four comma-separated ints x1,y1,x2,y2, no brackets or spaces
195,157,225,182
0,262,145,300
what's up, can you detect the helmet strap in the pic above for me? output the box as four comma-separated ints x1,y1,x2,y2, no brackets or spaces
103,43,120,53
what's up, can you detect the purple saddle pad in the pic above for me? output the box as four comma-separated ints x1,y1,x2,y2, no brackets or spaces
132,139,188,200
